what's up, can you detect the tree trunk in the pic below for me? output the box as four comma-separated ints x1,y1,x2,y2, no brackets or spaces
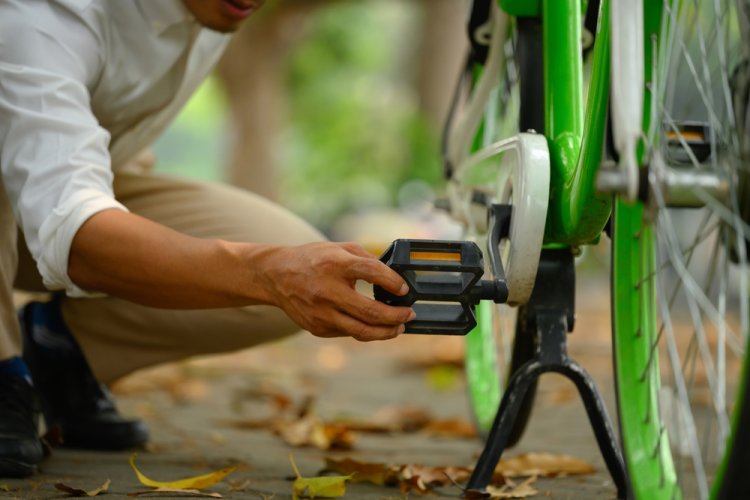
216,3,331,199
415,0,469,132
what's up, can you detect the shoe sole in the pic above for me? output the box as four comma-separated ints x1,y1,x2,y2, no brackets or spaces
0,457,37,478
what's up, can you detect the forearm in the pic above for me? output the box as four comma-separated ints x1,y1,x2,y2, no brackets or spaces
68,208,415,341
68,208,276,308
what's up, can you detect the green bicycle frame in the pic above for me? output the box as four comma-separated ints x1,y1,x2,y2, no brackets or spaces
541,0,612,245
500,0,612,245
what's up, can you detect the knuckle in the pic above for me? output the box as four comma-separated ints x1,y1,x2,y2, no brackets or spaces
353,325,372,341
361,303,381,321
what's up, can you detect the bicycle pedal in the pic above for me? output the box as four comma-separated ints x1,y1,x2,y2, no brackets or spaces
374,239,501,335
665,121,712,164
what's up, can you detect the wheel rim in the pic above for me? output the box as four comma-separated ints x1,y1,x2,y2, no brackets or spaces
613,1,750,498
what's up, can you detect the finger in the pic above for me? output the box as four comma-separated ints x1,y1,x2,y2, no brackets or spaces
346,258,410,296
335,288,415,326
329,311,406,342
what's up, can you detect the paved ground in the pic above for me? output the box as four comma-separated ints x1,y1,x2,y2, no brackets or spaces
1,248,620,499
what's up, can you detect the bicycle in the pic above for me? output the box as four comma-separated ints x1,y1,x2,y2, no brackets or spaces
377,0,750,498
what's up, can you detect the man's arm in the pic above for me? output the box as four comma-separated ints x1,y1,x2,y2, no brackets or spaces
69,209,415,341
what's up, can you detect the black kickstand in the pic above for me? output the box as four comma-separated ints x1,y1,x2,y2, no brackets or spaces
465,248,629,500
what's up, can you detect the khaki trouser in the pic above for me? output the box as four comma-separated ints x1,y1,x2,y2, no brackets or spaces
1,168,324,384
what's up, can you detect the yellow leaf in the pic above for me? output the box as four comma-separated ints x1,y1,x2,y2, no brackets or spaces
127,488,223,498
129,454,237,490
289,454,351,500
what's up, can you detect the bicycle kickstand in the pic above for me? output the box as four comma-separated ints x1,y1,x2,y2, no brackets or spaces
464,248,629,500
374,206,629,499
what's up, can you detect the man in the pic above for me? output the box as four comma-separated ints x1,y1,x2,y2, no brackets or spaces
0,0,415,477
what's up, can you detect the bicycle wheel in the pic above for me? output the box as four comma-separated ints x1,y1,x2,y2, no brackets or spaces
460,14,544,441
612,1,750,498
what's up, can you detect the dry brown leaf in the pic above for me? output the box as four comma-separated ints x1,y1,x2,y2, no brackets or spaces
323,457,502,495
275,413,356,451
127,488,222,498
401,464,472,486
422,418,477,439
485,476,538,499
496,453,595,478
370,406,432,432
322,458,400,486
230,386,293,414
398,473,430,495
54,479,111,497
331,411,475,438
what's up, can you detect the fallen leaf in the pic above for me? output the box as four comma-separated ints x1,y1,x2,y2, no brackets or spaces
401,463,472,486
230,385,293,414
370,406,432,432
496,453,595,477
485,476,538,499
325,420,393,434
322,458,399,486
0,484,9,492
397,473,430,495
275,412,356,451
422,418,477,439
54,479,111,497
426,364,461,391
127,487,223,498
290,454,351,500
129,454,237,490
323,457,504,494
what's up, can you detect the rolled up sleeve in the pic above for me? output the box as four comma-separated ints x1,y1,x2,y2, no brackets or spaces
0,6,126,296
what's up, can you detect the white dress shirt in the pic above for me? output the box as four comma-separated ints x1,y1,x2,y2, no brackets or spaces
0,0,230,296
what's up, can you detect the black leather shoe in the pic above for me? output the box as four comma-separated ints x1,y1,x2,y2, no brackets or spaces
0,375,43,477
20,300,149,450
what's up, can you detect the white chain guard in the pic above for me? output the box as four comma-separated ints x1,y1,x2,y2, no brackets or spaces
449,133,550,305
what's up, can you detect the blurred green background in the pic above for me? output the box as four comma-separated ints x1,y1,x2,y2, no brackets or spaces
152,0,467,235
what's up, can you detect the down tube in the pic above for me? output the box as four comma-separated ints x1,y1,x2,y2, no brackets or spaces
542,0,612,246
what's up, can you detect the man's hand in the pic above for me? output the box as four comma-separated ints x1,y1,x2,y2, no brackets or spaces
261,242,415,341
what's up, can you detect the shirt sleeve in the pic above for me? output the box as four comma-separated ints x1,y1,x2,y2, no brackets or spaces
0,2,127,297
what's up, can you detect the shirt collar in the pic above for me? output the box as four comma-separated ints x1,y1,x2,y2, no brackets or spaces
137,0,194,34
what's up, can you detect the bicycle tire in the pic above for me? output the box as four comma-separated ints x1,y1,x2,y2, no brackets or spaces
611,1,750,498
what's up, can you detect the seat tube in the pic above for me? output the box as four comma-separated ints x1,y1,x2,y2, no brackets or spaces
542,0,584,241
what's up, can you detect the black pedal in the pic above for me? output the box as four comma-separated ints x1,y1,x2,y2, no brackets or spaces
374,239,502,335
665,121,712,164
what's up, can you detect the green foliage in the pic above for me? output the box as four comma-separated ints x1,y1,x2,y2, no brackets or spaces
279,1,442,229
152,78,228,182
